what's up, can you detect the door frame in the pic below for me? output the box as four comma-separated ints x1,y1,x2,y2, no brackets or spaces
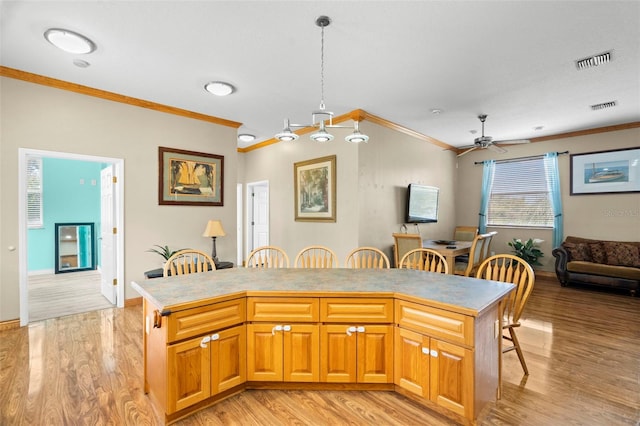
18,148,125,326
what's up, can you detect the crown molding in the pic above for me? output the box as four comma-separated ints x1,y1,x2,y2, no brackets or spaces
0,66,242,129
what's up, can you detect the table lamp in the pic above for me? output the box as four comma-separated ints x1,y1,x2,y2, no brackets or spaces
202,220,226,264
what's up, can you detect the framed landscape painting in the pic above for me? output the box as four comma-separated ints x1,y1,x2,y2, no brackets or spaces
294,155,336,222
570,147,639,195
158,147,224,206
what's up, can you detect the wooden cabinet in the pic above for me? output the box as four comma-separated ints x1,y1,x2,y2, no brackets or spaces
395,299,479,420
144,298,246,415
320,298,393,383
246,297,320,382
394,327,472,418
168,324,246,412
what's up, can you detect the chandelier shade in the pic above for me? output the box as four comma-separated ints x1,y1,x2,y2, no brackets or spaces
275,16,369,144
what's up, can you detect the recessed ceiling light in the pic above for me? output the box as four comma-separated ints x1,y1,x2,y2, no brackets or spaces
44,28,96,54
431,109,443,115
533,126,544,131
238,134,255,143
204,81,235,96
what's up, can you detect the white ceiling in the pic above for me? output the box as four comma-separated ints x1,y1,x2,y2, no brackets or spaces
1,1,638,149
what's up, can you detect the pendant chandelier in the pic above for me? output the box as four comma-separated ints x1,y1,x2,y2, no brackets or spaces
275,16,369,144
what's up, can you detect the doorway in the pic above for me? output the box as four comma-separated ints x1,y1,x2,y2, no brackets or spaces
18,149,125,326
245,181,270,260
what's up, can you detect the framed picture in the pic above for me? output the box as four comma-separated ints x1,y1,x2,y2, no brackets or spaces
158,147,224,206
570,147,640,195
294,155,336,222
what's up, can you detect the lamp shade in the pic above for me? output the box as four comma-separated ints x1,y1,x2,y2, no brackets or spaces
202,220,226,237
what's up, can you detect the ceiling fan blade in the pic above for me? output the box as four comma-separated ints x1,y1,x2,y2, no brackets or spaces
457,146,479,157
487,144,507,154
494,139,531,145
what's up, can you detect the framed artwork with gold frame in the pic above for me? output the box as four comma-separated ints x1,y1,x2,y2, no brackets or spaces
294,155,336,222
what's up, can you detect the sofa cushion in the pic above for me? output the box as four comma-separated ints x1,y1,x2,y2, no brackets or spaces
602,241,640,267
588,242,607,264
567,261,640,280
562,242,592,262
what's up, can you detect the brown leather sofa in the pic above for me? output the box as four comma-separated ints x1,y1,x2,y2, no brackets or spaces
552,236,640,296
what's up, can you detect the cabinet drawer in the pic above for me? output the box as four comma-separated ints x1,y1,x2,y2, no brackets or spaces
247,297,319,322
395,300,473,346
321,298,393,323
168,298,246,343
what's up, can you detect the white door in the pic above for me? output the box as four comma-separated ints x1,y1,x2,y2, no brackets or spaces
250,183,269,251
100,166,116,304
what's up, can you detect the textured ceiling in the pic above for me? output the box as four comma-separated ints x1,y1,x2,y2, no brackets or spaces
1,1,638,149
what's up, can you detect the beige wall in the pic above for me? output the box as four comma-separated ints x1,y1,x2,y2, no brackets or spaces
240,121,458,265
455,127,640,272
0,77,238,321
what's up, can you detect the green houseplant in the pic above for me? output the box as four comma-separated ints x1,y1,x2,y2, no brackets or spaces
508,238,544,266
147,244,188,260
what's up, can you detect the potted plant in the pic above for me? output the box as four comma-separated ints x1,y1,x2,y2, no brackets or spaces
508,238,544,266
147,244,188,261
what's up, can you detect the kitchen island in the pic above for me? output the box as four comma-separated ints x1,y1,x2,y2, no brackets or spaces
132,268,514,425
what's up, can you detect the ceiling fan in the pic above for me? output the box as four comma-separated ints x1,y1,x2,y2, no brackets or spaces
457,114,530,157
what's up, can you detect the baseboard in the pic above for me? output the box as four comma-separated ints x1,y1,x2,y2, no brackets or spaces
125,297,142,307
0,319,21,331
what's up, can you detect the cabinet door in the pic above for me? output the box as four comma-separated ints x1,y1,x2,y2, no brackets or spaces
357,325,393,383
394,327,429,397
430,339,473,418
320,324,357,382
283,324,319,382
211,324,247,394
167,335,211,413
247,323,283,381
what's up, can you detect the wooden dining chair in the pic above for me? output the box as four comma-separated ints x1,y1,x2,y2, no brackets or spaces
294,245,338,268
345,247,390,269
392,233,423,268
476,254,535,379
246,245,290,268
453,226,479,242
399,248,449,274
453,231,497,277
163,249,216,277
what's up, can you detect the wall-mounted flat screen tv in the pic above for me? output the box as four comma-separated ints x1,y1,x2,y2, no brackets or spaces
406,184,439,223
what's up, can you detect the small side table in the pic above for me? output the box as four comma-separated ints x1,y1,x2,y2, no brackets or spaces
144,261,233,279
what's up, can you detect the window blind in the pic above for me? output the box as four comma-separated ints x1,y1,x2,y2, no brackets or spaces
27,157,43,228
487,157,553,227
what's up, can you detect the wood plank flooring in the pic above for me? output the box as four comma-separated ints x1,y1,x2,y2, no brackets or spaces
28,270,113,322
1,277,639,425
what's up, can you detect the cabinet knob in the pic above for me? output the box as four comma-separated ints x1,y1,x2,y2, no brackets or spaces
211,333,220,341
200,335,211,348
421,347,430,355
356,326,365,333
346,326,357,336
430,349,438,358
283,325,292,332
272,325,283,335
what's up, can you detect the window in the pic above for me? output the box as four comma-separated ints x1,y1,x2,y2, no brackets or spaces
487,157,553,228
27,156,43,228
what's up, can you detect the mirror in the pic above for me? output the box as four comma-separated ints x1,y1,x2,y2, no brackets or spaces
55,222,96,274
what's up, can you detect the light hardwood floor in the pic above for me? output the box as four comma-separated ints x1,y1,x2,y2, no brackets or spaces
28,270,113,322
1,277,639,425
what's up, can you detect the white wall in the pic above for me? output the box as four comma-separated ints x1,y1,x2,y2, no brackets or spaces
0,77,238,321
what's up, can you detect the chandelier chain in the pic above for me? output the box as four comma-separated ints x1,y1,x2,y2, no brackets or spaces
319,24,325,111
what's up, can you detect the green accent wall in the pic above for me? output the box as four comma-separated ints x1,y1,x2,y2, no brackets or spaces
27,158,103,272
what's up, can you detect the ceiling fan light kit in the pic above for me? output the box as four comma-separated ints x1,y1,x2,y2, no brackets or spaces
275,15,369,144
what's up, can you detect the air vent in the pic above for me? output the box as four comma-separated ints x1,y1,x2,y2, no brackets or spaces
590,101,617,110
575,51,612,70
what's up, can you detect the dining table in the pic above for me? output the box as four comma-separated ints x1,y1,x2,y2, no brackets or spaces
422,239,473,274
